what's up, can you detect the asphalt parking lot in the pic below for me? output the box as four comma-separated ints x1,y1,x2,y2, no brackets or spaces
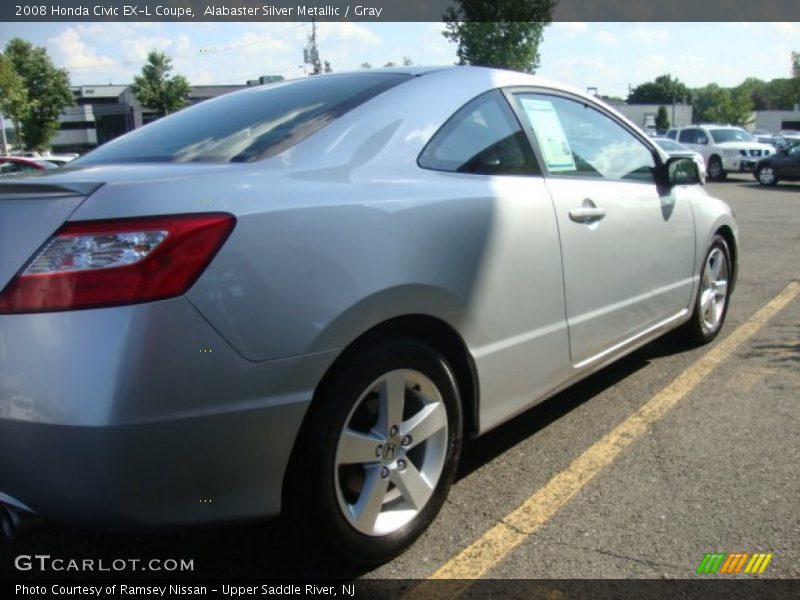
2,174,798,583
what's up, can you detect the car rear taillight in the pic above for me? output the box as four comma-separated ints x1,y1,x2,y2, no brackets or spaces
0,213,235,314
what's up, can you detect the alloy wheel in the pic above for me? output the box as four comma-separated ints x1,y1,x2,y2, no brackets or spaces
758,166,776,185
334,369,448,536
699,247,729,334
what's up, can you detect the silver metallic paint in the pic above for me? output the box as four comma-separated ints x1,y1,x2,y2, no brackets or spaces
0,67,737,529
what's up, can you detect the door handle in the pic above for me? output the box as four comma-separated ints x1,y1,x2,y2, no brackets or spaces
569,206,606,223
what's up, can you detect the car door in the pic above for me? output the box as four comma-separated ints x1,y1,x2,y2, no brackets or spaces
417,89,570,431
781,144,800,178
509,90,696,366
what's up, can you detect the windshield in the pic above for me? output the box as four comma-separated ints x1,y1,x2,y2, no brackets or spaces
73,73,411,165
709,128,754,143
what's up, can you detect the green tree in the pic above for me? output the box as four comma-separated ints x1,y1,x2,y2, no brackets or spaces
0,52,29,148
763,78,797,110
692,84,752,126
443,0,556,72
4,38,72,150
655,105,670,130
734,77,771,110
359,62,372,69
131,51,191,117
792,51,800,106
383,61,396,67
402,56,413,66
627,74,690,105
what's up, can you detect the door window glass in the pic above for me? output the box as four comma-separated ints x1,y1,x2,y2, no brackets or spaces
514,93,656,182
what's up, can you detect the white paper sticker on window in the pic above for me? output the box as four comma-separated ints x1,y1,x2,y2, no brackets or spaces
519,98,576,172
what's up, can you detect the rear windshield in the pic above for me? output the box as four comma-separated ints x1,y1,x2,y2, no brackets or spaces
74,73,411,165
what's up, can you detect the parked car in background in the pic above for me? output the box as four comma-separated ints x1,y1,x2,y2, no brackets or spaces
0,156,58,176
0,67,737,564
753,142,800,186
40,155,79,167
779,130,800,142
665,125,774,181
653,137,707,181
751,130,787,149
17,152,78,167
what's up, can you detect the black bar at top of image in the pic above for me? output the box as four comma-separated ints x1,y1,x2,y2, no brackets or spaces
2,0,800,22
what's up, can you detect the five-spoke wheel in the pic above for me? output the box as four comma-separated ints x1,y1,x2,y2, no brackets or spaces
335,369,449,536
285,339,462,564
681,234,733,344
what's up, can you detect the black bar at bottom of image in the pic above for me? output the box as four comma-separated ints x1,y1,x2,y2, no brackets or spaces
5,579,800,600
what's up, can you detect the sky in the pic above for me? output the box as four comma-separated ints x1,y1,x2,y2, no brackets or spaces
0,21,798,98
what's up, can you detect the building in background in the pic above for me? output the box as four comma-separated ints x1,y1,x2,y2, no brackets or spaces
750,110,800,134
611,102,693,131
50,76,284,154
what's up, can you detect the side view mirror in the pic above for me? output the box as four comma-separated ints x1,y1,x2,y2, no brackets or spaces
657,156,702,187
665,156,702,186
696,137,708,145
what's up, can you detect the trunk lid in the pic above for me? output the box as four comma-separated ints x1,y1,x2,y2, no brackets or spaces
0,181,102,290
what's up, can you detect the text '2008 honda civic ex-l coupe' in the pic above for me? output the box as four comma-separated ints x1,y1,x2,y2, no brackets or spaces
0,66,736,564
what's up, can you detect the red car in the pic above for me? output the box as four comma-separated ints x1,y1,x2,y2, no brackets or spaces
0,156,58,176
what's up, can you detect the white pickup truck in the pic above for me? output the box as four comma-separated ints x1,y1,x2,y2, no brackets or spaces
665,125,775,181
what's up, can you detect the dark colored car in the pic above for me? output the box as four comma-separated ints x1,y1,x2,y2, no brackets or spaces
754,142,800,186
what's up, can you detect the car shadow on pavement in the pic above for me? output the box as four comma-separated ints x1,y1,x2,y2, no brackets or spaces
456,334,688,480
0,338,695,581
1,516,368,579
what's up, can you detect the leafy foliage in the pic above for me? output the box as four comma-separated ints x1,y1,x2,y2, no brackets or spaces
443,0,556,73
692,84,753,126
732,76,797,111
131,51,191,117
0,52,29,146
655,105,670,130
3,38,72,150
627,74,690,104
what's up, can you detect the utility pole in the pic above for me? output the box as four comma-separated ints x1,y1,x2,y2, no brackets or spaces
0,114,7,154
303,19,322,75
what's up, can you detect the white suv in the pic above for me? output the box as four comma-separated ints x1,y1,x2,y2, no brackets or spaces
666,125,774,181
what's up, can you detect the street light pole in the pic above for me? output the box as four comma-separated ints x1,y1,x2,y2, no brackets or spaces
0,114,7,154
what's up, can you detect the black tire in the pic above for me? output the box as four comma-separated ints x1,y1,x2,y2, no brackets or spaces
755,164,779,186
707,156,726,181
284,338,463,565
680,234,732,345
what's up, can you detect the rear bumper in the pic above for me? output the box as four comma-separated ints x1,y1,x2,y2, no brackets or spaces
0,298,338,529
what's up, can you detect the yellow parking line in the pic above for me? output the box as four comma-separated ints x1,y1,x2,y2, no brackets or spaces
407,281,800,599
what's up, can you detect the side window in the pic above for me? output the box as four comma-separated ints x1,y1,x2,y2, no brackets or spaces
512,93,656,183
0,162,21,175
666,129,677,140
678,129,698,144
418,90,539,176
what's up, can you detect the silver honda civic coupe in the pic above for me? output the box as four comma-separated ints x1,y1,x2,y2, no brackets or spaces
0,66,736,563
